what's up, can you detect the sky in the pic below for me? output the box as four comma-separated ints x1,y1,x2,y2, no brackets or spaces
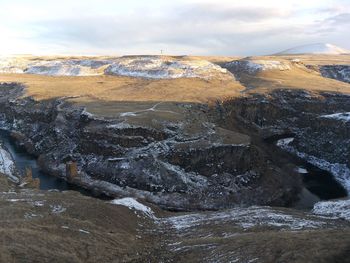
0,0,349,56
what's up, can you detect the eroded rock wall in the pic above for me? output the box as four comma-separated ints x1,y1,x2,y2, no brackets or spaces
0,83,301,210
216,89,350,193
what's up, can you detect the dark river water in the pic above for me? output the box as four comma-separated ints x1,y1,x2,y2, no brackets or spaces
0,129,92,194
264,134,348,207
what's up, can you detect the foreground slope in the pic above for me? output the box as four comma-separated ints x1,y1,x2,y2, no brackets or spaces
0,172,349,262
0,176,160,262
0,143,348,263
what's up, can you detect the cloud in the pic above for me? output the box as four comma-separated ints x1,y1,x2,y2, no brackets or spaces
23,3,296,55
325,13,350,25
309,12,350,35
178,3,290,22
1,0,349,55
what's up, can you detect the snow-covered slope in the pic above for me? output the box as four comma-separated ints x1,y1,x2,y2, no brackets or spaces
225,59,293,75
0,56,232,80
0,145,18,182
277,43,349,55
313,199,350,221
0,56,29,73
320,112,350,122
25,60,110,76
105,56,230,79
111,197,155,218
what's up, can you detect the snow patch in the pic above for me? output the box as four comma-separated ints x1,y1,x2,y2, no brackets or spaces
227,60,291,74
50,205,66,214
313,199,350,221
120,162,130,169
0,56,27,73
6,198,30,202
276,137,294,147
110,197,154,217
320,112,350,122
164,206,325,231
107,122,133,129
25,60,108,76
159,160,208,189
79,229,90,234
105,56,232,79
120,112,137,117
81,109,94,118
247,60,291,71
0,147,18,182
32,201,45,207
24,212,40,220
296,167,308,174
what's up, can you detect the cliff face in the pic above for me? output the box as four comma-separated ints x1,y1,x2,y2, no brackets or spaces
319,65,350,84
0,81,349,211
217,89,350,193
0,83,303,211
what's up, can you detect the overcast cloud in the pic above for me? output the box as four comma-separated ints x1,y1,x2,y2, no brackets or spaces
0,0,349,55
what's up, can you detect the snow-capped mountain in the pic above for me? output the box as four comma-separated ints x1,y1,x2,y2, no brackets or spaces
276,43,349,55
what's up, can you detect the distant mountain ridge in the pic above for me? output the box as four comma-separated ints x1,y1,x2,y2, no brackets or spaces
276,43,350,55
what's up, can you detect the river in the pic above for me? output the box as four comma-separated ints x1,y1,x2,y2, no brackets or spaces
0,129,99,197
264,134,348,209
0,128,347,208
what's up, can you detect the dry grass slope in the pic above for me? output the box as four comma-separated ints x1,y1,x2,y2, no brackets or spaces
1,54,350,117
0,74,243,103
